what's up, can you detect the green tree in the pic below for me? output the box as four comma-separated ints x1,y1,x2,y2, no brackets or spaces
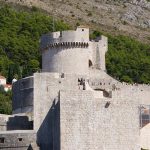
0,91,12,114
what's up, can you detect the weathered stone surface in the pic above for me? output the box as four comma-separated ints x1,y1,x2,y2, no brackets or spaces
0,130,37,150
1,27,150,150
60,90,140,150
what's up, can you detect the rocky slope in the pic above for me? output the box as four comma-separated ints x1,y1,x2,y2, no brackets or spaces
1,0,150,43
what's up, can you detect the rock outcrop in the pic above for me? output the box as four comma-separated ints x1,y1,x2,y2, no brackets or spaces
0,0,150,43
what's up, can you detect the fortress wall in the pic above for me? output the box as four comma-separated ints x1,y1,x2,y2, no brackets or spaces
41,27,108,74
88,36,108,71
0,115,10,131
12,77,33,114
88,42,97,67
34,73,81,149
98,36,108,71
89,78,116,90
0,114,33,132
111,83,150,105
0,131,36,150
40,32,61,50
41,27,90,75
60,90,140,150
34,73,80,131
89,77,150,105
12,80,22,111
42,46,89,75
34,73,60,149
7,115,33,130
61,30,89,42
140,123,150,149
136,90,150,105
40,27,89,50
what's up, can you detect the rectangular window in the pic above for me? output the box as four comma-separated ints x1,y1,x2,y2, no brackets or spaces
0,138,5,143
18,138,23,142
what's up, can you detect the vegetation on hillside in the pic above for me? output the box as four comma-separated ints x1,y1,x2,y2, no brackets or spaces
106,35,150,84
0,88,12,114
0,5,150,114
0,5,69,114
0,5,69,83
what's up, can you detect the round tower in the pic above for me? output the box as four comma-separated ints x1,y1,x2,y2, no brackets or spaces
40,26,90,75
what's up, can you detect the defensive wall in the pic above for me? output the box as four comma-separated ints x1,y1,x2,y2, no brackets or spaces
11,68,150,116
0,114,33,132
34,72,140,150
0,130,37,150
12,76,34,114
140,124,150,150
2,26,150,150
40,27,107,74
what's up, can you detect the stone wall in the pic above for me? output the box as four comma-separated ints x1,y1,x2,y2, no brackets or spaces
89,36,108,71
42,46,89,75
7,115,33,130
0,114,33,132
88,76,150,106
140,123,150,149
12,76,34,114
0,130,37,150
60,90,140,150
34,72,140,150
41,27,108,74
34,73,81,149
0,115,9,131
40,27,89,50
4,27,150,150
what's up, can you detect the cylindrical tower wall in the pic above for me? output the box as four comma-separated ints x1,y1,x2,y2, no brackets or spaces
41,27,90,75
42,46,89,75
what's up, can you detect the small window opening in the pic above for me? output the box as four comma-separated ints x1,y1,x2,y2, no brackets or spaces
0,138,5,143
89,60,93,68
60,31,62,37
61,73,65,78
105,101,111,108
18,138,23,142
95,89,112,98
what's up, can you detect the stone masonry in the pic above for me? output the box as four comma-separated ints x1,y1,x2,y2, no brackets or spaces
0,26,150,150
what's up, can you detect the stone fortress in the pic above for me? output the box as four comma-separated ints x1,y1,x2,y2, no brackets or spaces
0,26,150,150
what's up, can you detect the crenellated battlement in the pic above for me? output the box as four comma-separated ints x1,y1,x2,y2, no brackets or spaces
7,26,150,150
89,77,150,93
41,26,108,74
40,26,90,50
41,42,89,51
40,26,107,51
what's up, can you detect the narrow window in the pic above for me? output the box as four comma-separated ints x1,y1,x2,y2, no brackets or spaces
89,60,93,68
18,138,23,142
60,31,62,37
0,138,5,143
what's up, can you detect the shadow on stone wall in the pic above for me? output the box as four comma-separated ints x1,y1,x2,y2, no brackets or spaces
37,100,60,150
7,116,33,130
